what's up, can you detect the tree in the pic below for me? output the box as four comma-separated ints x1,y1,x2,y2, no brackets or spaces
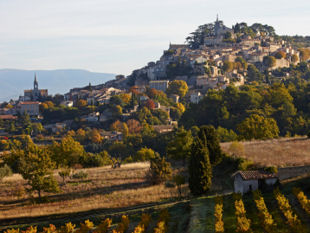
299,48,310,62
275,51,286,59
223,61,234,73
135,147,155,161
145,99,155,109
119,93,131,104
188,136,212,196
89,128,102,143
11,140,59,199
166,127,193,164
263,56,276,68
173,174,185,198
49,136,85,167
166,80,188,98
76,99,87,108
126,119,142,134
237,114,279,140
58,167,71,184
235,57,248,71
247,64,264,82
32,123,44,135
76,128,86,143
198,125,223,166
148,153,172,184
216,127,238,142
0,164,12,181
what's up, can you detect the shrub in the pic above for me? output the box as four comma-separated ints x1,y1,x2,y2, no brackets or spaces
72,171,88,180
229,141,245,158
147,153,172,184
0,164,12,181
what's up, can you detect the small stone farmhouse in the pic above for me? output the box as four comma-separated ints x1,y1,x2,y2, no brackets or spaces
233,170,278,194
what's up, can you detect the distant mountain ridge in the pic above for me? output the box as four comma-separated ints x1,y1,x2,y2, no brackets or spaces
0,69,115,102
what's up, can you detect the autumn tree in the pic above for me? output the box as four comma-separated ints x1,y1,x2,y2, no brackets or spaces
135,147,156,161
145,99,155,109
166,80,188,98
76,128,86,143
126,119,142,134
237,114,279,140
299,48,310,62
76,99,87,108
111,120,129,137
49,136,85,167
89,128,102,143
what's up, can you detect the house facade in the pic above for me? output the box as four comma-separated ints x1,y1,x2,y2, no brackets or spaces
233,170,278,195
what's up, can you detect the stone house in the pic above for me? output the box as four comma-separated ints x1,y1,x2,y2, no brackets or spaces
149,80,169,92
17,101,41,116
233,170,278,195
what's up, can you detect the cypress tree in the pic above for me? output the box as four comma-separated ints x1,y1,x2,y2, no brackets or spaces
188,136,212,196
199,125,223,166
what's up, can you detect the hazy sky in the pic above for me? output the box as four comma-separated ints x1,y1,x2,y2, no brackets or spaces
0,0,309,75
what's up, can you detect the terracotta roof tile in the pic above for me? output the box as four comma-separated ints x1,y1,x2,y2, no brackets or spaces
235,170,278,180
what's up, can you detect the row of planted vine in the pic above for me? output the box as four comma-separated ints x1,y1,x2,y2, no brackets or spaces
213,187,310,233
3,209,170,233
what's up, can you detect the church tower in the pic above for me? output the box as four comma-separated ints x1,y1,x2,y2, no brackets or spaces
33,73,39,100
34,73,38,91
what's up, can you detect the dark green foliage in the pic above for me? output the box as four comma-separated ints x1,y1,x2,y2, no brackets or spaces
166,127,193,163
82,151,112,167
180,82,310,138
188,137,212,196
216,127,238,142
198,125,223,166
148,153,172,184
247,64,264,82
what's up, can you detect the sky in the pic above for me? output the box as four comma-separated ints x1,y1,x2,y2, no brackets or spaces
0,0,309,75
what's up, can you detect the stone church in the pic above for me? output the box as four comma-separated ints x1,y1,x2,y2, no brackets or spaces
23,74,48,101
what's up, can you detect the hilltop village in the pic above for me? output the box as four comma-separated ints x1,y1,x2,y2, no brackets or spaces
0,17,310,147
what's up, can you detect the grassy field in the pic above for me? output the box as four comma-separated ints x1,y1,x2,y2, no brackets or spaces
0,162,188,221
221,137,310,167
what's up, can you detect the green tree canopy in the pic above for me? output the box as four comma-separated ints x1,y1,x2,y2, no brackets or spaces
237,114,279,140
10,137,59,199
166,80,188,98
166,127,193,164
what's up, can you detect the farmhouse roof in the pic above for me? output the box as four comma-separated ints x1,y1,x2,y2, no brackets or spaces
234,170,278,180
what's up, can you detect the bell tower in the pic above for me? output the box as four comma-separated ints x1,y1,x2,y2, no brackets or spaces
34,73,38,91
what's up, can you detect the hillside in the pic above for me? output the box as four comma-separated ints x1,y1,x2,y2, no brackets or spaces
0,69,115,102
221,137,310,167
